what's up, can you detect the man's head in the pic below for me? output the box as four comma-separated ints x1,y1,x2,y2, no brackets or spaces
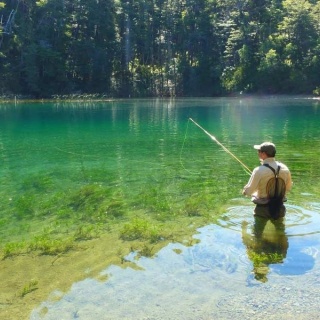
254,142,276,157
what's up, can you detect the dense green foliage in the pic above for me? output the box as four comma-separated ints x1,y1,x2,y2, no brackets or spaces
0,0,320,98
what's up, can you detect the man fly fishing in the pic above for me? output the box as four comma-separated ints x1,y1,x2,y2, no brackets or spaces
242,142,293,219
188,119,292,219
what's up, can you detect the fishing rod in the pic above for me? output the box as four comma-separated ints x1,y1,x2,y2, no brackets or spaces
189,118,252,175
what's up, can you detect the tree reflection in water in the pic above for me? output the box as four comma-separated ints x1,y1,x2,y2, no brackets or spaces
242,215,288,283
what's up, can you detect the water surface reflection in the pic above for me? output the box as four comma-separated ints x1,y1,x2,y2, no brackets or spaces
242,217,289,282
31,205,320,320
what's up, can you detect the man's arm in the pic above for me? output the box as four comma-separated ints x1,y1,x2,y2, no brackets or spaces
243,167,260,196
286,171,293,193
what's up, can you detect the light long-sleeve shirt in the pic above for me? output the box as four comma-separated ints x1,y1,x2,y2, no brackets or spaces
243,157,293,204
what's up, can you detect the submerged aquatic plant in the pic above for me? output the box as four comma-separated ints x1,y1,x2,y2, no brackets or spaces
119,218,163,242
138,244,154,257
73,224,100,240
183,194,204,217
29,235,74,255
13,194,36,219
68,184,127,221
69,184,108,212
120,218,150,241
2,241,27,259
136,186,172,214
103,199,126,219
19,280,38,298
21,174,53,193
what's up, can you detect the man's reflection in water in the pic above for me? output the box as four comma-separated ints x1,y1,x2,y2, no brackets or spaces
242,213,289,283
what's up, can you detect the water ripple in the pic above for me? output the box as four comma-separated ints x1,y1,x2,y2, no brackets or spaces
217,203,320,237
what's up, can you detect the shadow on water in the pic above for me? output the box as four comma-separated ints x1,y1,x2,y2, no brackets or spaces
31,203,320,320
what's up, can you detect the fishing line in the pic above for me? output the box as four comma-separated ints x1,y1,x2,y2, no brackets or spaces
179,119,200,175
188,118,252,176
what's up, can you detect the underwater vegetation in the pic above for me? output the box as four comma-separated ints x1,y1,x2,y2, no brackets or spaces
119,217,163,243
2,241,27,259
0,163,242,261
19,280,39,298
29,234,75,256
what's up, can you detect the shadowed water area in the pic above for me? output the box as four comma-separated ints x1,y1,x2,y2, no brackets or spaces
0,97,320,319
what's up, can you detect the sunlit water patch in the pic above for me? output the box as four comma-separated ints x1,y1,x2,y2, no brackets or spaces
31,212,320,320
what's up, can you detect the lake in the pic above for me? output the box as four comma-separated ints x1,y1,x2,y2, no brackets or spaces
0,97,320,319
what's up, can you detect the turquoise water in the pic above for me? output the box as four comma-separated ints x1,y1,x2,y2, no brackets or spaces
1,97,320,318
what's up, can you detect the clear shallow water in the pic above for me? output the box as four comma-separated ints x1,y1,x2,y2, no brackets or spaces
1,97,320,318
31,215,320,319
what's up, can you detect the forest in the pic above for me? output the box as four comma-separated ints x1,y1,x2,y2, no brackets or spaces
0,0,320,98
